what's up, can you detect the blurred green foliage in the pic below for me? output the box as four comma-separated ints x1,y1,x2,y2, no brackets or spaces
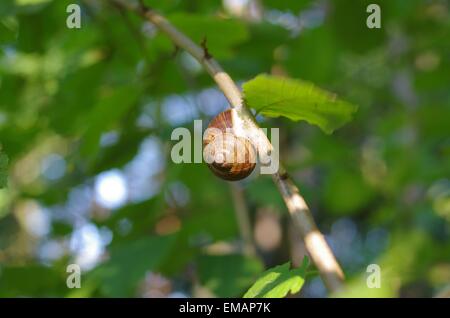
244,259,308,298
0,0,449,298
0,152,7,188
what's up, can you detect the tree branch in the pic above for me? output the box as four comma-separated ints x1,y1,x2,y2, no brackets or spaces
229,184,256,257
110,0,344,293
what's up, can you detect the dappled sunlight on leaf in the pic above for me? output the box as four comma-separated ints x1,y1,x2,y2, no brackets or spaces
243,74,358,133
244,259,308,298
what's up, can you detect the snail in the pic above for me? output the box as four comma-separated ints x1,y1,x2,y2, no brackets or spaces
203,109,256,181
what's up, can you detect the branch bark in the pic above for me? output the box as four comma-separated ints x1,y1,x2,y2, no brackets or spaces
109,0,344,293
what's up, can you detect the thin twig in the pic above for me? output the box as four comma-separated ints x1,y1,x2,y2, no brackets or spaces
110,0,344,293
229,184,256,257
110,1,152,64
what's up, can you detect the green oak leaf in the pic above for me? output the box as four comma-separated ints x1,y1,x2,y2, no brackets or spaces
243,258,308,298
243,74,358,134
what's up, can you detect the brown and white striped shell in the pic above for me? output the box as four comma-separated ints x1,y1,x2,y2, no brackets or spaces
203,110,256,181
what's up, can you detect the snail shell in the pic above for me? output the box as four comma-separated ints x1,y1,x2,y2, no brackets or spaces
203,109,256,181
